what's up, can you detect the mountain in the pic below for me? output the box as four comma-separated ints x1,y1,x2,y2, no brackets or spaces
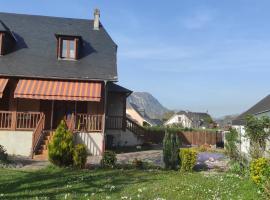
127,92,169,119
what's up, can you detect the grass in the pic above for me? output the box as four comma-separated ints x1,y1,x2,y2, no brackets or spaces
0,166,263,200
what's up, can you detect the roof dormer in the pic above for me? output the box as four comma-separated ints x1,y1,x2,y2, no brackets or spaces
0,21,16,56
55,34,81,60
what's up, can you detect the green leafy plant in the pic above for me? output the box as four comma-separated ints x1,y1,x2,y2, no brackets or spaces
48,120,74,167
163,130,180,170
0,145,8,163
180,148,197,172
225,128,240,161
100,151,117,168
245,115,270,159
73,144,87,169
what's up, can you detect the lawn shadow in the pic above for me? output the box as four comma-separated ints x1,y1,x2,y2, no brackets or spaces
0,167,158,199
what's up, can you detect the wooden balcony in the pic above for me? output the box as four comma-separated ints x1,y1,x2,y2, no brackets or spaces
0,111,43,131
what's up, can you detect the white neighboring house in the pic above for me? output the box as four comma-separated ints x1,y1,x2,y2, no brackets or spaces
164,113,192,128
232,94,270,158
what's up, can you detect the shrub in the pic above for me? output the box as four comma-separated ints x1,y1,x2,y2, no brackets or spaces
73,144,87,169
180,148,197,172
0,145,8,163
132,158,143,169
250,158,270,185
225,128,239,161
163,130,180,170
101,151,117,168
48,121,74,167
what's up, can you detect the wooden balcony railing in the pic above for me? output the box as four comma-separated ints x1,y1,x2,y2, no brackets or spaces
0,111,43,131
106,115,125,130
31,113,45,158
75,114,103,132
0,111,12,129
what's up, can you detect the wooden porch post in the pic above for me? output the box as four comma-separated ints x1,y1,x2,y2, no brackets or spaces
102,81,108,154
50,100,54,130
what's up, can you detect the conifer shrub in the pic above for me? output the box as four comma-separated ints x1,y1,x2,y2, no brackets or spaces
73,144,88,169
180,148,197,172
0,145,8,163
48,120,74,167
100,151,117,168
163,130,180,170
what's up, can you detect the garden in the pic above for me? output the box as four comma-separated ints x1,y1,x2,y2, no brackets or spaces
0,117,269,199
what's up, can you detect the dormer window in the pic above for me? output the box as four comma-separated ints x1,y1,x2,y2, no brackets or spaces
0,33,3,56
0,21,17,56
55,34,81,60
61,39,75,59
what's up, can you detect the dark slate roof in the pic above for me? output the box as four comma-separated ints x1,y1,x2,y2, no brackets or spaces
0,12,117,81
233,95,270,125
108,83,132,96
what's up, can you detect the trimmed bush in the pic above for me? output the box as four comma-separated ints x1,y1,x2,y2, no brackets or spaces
73,144,87,169
0,145,8,163
180,148,197,172
163,130,180,170
101,151,117,168
48,121,74,167
250,158,270,185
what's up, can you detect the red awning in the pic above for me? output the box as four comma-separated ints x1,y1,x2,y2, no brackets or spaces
0,78,8,98
14,79,102,102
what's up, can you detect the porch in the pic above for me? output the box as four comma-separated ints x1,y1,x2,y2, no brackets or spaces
0,78,130,158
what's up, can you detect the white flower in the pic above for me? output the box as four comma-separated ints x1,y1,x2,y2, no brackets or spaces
121,196,128,199
138,188,143,193
110,185,116,191
106,196,111,199
137,194,141,198
0,194,4,197
91,193,95,196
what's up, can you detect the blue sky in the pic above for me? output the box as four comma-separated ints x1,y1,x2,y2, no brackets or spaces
2,0,270,117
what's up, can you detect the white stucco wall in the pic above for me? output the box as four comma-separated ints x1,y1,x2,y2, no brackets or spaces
75,132,104,156
233,125,250,155
0,131,33,156
164,114,192,128
106,129,142,147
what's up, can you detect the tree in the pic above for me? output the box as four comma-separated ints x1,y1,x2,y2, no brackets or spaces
225,128,239,161
163,130,180,170
245,115,270,159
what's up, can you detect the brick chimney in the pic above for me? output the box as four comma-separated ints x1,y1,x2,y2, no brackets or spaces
93,8,100,30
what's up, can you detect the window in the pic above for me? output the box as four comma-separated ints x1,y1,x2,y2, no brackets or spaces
61,39,76,59
0,33,3,56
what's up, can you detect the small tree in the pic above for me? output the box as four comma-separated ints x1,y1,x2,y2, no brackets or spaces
163,130,180,170
48,120,74,167
225,128,239,161
245,115,270,159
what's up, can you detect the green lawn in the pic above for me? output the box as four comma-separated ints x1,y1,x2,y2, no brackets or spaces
0,167,263,200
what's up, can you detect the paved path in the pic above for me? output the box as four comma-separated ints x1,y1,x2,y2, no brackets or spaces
8,150,227,170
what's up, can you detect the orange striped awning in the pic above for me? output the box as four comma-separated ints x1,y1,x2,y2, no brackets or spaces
0,78,8,98
14,79,102,101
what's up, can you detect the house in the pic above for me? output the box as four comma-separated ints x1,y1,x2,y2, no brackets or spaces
164,112,192,128
232,95,270,156
0,10,135,159
126,103,162,127
164,111,213,129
